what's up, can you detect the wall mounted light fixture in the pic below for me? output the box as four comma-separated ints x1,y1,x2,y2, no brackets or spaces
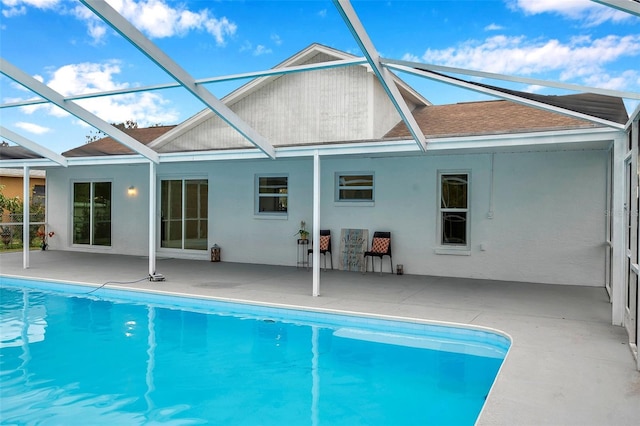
127,186,137,197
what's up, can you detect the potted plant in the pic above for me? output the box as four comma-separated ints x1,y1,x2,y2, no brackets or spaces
36,226,55,250
294,220,309,240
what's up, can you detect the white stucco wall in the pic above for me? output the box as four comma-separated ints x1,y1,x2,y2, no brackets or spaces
46,147,608,286
315,150,607,286
46,164,151,256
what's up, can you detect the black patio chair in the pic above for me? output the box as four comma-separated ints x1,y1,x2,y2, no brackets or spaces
307,229,333,270
363,231,392,275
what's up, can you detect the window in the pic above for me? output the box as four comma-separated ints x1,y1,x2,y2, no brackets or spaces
439,173,469,247
161,179,208,250
256,175,288,215
32,184,45,206
73,181,111,246
336,173,374,201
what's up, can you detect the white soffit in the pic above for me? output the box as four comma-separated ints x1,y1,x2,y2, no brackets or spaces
0,159,55,168
332,0,428,152
0,126,67,167
80,0,276,160
0,58,161,164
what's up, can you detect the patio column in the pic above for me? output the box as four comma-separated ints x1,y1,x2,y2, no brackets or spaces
149,161,157,277
22,165,30,269
312,150,321,297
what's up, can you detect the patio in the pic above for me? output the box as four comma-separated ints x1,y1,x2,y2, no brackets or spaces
1,250,639,425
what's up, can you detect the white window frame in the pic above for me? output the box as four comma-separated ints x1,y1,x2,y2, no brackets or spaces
335,172,375,204
255,174,288,216
159,177,208,252
436,171,471,255
71,180,112,247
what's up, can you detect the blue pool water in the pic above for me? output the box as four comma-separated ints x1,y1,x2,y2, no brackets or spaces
0,277,510,425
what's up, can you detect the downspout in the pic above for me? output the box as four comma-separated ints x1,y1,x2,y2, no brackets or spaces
487,153,495,219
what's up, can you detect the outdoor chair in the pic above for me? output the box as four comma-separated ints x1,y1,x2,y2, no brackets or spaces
363,231,392,275
307,229,333,270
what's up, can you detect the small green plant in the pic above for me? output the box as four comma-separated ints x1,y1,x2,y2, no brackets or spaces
294,220,309,239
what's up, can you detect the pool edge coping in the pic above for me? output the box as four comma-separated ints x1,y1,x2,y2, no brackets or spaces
1,272,514,424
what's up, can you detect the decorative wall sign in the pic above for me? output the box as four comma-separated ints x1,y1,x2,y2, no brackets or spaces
338,228,369,272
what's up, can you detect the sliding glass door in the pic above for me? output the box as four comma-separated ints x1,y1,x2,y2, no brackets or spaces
161,179,208,251
73,181,111,246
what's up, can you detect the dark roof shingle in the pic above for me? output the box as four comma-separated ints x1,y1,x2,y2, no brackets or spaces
384,94,627,139
62,125,175,157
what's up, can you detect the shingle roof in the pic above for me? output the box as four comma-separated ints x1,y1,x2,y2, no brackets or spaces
472,88,629,125
62,125,176,157
58,96,627,157
0,145,44,160
407,66,629,126
384,95,625,139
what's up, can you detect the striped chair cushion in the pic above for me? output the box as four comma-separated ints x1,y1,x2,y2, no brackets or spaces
370,237,389,253
320,235,330,251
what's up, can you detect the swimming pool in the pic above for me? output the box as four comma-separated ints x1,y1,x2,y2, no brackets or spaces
0,276,510,425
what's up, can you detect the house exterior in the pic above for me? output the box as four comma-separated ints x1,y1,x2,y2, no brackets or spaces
2,44,639,366
48,44,623,284
0,168,45,201
0,167,46,224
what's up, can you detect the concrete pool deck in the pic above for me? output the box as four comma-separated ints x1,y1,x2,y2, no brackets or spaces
1,250,639,425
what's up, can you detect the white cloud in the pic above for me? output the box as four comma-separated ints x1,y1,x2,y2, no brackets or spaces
582,69,640,91
49,62,127,95
318,9,327,18
2,5,25,17
419,34,640,86
401,53,422,62
15,121,51,135
240,40,274,56
2,0,238,44
253,45,272,56
18,61,179,126
2,0,58,8
523,84,545,93
484,23,504,31
92,0,238,43
76,91,179,126
271,34,282,46
1,0,56,17
508,0,632,25
239,40,253,53
401,53,421,62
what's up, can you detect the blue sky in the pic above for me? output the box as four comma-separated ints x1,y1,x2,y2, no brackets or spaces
1,0,639,154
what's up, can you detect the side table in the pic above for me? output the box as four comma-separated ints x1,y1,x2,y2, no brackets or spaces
297,239,309,268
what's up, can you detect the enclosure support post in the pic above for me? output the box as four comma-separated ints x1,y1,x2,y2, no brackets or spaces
611,134,626,326
22,165,30,269
149,161,157,277
312,151,321,297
